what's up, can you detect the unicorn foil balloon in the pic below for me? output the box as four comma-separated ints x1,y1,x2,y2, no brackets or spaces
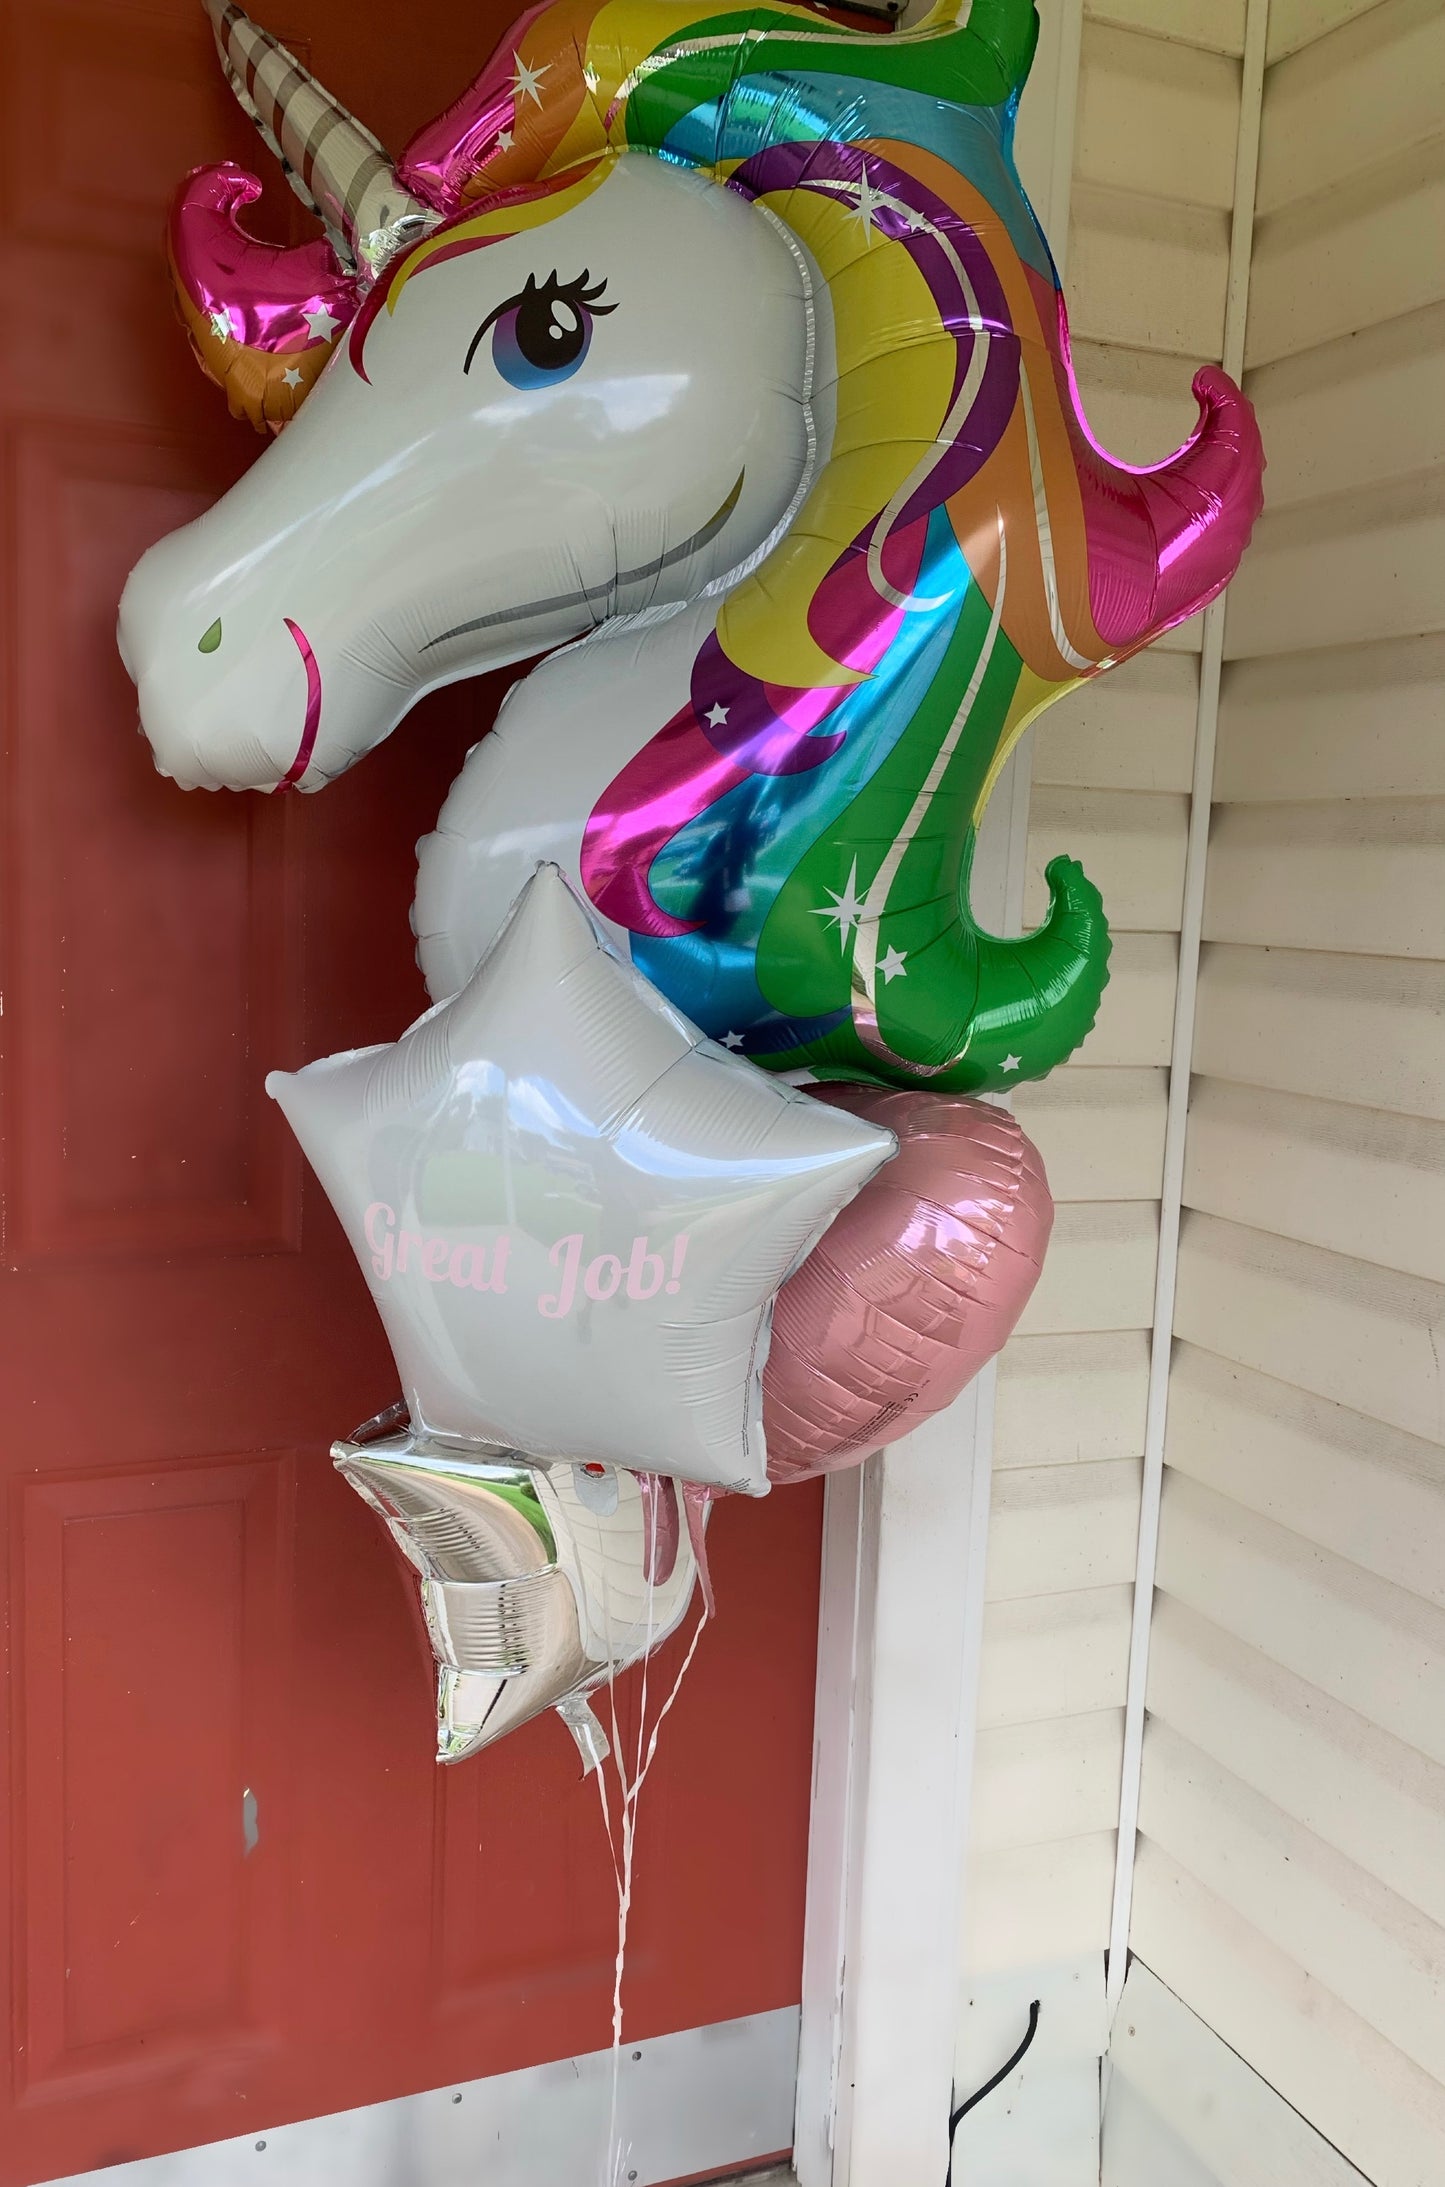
120,0,1263,1093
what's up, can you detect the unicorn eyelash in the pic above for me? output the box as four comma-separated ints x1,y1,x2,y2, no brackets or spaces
465,270,616,382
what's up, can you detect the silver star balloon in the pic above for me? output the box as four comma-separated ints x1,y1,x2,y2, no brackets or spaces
269,864,895,1493
333,1406,703,1767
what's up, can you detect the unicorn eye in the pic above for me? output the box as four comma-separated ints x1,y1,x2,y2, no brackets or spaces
466,271,615,389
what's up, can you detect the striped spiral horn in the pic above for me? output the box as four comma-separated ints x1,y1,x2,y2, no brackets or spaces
202,0,437,277
173,2,449,433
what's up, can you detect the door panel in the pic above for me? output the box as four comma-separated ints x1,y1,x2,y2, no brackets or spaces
0,5,821,2180
11,424,299,1261
16,1461,293,2094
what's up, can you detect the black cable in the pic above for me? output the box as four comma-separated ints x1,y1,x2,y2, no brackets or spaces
944,1998,1041,2187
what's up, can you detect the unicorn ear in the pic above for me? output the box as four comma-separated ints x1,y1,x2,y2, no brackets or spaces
168,166,360,434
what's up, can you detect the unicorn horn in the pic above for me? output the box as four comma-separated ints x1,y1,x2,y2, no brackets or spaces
201,0,437,276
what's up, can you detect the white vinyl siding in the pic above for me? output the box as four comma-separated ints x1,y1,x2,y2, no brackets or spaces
1104,1962,1375,2187
1125,2,1445,2180
962,0,1249,2023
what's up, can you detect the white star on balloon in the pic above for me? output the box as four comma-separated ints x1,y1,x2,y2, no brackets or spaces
209,308,233,341
721,1030,744,1050
281,365,304,389
497,127,514,150
268,865,893,1494
512,52,550,105
880,946,908,983
304,304,340,342
851,160,891,242
813,858,867,946
1001,1053,1023,1073
704,702,730,728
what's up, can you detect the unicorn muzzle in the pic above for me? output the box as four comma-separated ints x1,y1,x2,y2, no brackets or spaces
119,546,328,794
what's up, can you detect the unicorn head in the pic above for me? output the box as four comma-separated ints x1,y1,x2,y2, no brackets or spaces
119,1,811,793
120,0,1263,1091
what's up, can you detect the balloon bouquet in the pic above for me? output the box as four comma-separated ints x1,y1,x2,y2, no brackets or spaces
121,0,1262,1773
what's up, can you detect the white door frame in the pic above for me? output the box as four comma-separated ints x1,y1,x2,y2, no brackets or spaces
792,8,1085,2178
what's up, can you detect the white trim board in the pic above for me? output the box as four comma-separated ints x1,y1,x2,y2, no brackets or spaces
45,2009,798,2187
794,1384,995,2187
1103,1964,1372,2187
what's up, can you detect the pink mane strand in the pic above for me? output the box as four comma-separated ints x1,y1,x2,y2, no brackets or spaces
1047,287,1265,648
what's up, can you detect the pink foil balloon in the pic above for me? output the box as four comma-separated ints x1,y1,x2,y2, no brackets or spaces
764,1089,1053,1483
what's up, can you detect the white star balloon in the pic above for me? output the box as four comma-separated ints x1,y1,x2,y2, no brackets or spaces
268,865,895,1493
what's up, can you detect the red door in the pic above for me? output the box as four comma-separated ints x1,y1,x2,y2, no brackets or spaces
0,7,821,2180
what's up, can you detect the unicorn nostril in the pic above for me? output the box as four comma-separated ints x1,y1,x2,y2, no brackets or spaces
198,618,223,653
